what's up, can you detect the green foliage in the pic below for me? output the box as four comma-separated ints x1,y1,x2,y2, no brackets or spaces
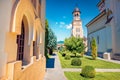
58,46,63,51
81,65,96,78
81,52,85,57
62,50,71,57
65,72,120,80
45,19,49,58
64,36,85,56
59,47,66,56
47,28,57,50
62,52,66,57
91,38,97,60
65,54,71,60
45,19,57,56
71,58,82,66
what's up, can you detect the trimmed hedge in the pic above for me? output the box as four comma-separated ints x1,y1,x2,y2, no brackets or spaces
81,65,96,78
71,58,81,66
65,54,71,60
62,52,66,57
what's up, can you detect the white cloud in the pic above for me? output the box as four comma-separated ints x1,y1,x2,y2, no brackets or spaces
66,24,72,29
60,22,65,25
58,21,72,30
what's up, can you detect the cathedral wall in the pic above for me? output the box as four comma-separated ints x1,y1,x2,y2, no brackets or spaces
88,14,107,34
88,25,112,53
110,0,120,54
87,14,112,54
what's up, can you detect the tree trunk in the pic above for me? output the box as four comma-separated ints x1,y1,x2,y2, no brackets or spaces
75,53,76,57
49,49,53,55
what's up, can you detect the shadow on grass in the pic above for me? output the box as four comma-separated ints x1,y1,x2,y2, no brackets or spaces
71,55,82,58
80,73,94,79
85,57,94,60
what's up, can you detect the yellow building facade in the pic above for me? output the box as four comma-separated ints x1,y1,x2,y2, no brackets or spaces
0,0,46,80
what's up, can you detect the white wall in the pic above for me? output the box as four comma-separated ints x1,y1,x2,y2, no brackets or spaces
88,26,112,52
110,0,120,54
87,13,112,53
88,15,107,34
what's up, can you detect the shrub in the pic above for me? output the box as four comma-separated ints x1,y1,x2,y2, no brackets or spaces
62,50,71,57
62,52,66,57
59,51,62,54
81,65,96,78
65,54,71,60
91,38,97,60
71,58,81,66
81,52,85,57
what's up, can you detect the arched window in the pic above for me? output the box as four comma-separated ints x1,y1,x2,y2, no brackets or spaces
33,32,38,59
16,21,25,60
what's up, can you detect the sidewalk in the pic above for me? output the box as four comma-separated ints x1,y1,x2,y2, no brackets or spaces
44,53,67,80
63,68,120,72
97,57,120,64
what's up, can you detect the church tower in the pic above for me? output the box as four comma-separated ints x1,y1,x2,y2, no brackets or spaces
72,7,83,38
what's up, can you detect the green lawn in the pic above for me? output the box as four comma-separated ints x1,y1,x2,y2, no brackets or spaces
58,53,120,68
64,72,120,80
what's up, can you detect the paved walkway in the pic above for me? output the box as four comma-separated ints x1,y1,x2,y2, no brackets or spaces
97,57,120,64
44,53,67,80
63,68,120,72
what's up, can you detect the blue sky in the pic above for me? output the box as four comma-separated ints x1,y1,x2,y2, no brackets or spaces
46,0,100,41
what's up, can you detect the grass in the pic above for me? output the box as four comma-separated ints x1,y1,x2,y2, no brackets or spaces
64,72,120,80
58,53,120,68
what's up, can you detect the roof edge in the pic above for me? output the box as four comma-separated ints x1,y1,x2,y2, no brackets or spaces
86,10,106,27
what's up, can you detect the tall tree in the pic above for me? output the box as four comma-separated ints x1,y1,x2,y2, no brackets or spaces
45,19,57,56
64,36,85,56
91,38,97,60
47,28,57,55
45,19,49,58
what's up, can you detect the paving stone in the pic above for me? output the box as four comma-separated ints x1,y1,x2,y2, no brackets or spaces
44,53,67,80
